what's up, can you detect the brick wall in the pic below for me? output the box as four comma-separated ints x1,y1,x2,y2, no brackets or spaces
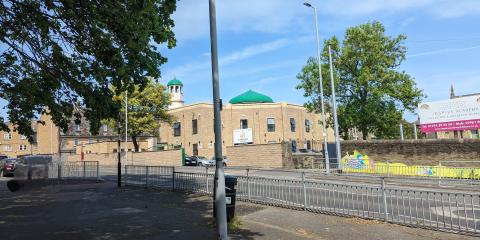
66,149,182,166
226,143,289,168
342,139,480,166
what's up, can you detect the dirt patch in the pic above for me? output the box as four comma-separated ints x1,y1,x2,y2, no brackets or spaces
343,217,386,225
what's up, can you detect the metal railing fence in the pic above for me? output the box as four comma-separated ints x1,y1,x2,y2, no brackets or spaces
124,165,479,235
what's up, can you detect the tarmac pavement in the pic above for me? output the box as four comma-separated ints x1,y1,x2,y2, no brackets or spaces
0,180,477,240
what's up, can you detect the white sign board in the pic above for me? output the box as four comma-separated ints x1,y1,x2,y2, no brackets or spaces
418,95,480,132
233,128,253,144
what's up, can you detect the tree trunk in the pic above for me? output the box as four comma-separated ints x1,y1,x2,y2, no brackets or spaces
361,128,369,140
132,136,139,152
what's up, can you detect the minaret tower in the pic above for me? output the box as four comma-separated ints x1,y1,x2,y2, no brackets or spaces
167,78,184,109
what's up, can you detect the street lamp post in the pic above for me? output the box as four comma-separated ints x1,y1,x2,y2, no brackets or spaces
125,91,128,164
304,2,330,173
208,0,228,239
328,45,342,169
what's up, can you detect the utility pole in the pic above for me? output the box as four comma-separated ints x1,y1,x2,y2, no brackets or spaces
328,46,342,169
208,0,228,239
413,122,418,140
400,123,404,141
304,2,330,173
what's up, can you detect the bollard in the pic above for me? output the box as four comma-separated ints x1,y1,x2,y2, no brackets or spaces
381,177,388,221
302,172,307,210
246,168,251,201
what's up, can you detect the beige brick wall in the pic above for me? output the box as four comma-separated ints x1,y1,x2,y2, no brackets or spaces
159,102,334,158
67,150,182,166
131,150,182,166
226,143,287,168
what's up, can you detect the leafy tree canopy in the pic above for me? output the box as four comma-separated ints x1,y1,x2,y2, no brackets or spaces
296,21,424,140
0,0,177,141
105,78,173,152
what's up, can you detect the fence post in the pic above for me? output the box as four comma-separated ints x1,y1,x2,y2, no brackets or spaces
385,161,388,177
172,166,176,191
83,161,86,178
302,171,307,210
96,162,100,181
205,166,209,194
58,163,62,180
471,169,475,185
438,162,442,186
381,177,388,221
145,166,149,188
247,168,251,201
124,165,128,186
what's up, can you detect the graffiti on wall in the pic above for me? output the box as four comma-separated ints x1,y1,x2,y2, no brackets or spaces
343,151,370,170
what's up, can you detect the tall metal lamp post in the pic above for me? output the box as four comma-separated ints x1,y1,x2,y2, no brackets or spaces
304,2,330,172
328,45,342,169
208,0,228,239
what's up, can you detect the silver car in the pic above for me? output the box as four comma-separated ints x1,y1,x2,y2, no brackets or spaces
195,156,215,167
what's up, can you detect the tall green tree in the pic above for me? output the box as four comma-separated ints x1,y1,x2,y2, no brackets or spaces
105,79,173,152
297,21,424,140
0,0,176,140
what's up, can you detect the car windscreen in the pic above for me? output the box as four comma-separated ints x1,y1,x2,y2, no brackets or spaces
5,159,17,163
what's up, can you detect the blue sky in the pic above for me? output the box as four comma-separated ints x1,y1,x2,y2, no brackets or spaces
159,0,480,121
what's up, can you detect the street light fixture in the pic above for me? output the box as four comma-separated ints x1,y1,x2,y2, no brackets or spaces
304,1,330,173
209,0,228,239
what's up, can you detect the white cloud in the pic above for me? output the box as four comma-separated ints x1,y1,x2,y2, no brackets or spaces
172,0,308,42
171,0,480,43
163,37,306,82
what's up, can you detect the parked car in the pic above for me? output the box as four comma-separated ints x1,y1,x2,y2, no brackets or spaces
210,156,229,167
0,155,8,161
194,156,215,167
184,156,198,166
1,158,18,177
14,155,53,180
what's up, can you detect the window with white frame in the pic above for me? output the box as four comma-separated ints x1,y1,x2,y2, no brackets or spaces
173,122,181,137
267,118,275,132
305,119,311,133
240,119,248,129
102,124,108,132
74,139,79,145
3,145,12,151
75,124,81,132
4,133,12,140
290,118,296,132
19,144,27,151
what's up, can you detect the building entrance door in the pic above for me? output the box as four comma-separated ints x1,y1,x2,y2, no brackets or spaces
193,144,198,156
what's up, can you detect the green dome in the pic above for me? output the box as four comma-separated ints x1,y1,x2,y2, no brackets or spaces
167,78,183,86
229,90,274,104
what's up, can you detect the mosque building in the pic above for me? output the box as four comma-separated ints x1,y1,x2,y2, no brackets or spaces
159,78,334,158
